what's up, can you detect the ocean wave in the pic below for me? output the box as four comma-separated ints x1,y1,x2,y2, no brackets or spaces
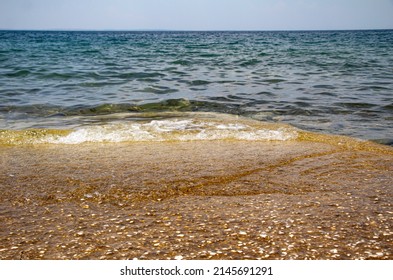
0,113,298,145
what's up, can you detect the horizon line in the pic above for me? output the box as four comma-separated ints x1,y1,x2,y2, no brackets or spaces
1,28,392,32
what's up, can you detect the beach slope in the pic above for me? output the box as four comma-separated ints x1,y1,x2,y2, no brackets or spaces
0,133,392,260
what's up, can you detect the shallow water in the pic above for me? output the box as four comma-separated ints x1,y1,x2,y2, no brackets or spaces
0,112,298,145
0,138,392,259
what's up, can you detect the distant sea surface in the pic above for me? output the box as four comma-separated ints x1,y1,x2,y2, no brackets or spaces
0,30,392,144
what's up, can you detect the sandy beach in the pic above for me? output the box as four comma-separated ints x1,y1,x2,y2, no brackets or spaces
0,135,392,260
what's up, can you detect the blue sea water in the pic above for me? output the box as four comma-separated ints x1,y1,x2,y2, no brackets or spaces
0,30,392,144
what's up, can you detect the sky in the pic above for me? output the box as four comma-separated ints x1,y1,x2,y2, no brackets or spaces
0,0,393,31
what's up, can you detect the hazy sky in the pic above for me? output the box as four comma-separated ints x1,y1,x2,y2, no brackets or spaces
1,0,393,31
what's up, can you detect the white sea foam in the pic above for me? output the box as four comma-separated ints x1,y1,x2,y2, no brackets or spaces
46,119,297,144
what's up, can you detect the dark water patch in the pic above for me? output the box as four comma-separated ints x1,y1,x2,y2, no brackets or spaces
41,72,75,80
167,70,189,76
354,110,381,117
163,66,178,72
341,62,366,70
137,78,162,83
258,52,270,57
1,98,22,103
294,101,312,107
47,112,67,118
313,84,336,90
263,78,286,84
287,81,303,85
383,103,393,111
313,91,337,97
79,81,125,88
287,108,317,116
7,48,25,53
84,72,105,80
0,89,25,97
208,96,234,102
189,87,208,92
188,80,211,86
76,104,139,115
371,139,393,146
116,72,165,80
134,42,151,48
0,104,66,117
5,70,31,78
171,60,192,66
125,99,242,115
272,103,323,116
214,80,236,84
0,105,12,113
199,53,221,58
357,86,390,91
184,43,211,50
256,91,275,96
80,49,102,55
227,94,251,101
249,100,271,106
238,59,260,67
136,99,194,112
327,107,353,115
104,62,120,67
295,96,316,102
138,86,179,94
336,102,377,109
64,99,200,115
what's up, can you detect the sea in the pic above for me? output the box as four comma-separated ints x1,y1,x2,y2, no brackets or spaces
0,30,392,145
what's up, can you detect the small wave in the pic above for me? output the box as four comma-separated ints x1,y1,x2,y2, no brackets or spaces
0,114,298,145
313,84,336,90
188,80,210,86
199,53,221,58
239,59,260,67
335,102,376,109
0,99,234,118
383,103,393,111
116,72,165,80
139,86,179,94
171,59,192,66
47,120,297,144
5,70,31,78
263,78,286,84
42,72,74,80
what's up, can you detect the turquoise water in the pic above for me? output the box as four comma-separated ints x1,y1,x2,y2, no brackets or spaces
0,30,392,144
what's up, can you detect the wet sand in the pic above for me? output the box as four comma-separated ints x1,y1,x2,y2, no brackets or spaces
0,138,392,260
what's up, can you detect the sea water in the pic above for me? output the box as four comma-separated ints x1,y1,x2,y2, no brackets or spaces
0,30,392,144
1,30,393,260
